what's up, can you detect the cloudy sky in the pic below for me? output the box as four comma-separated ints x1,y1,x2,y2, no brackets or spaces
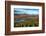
14,8,39,15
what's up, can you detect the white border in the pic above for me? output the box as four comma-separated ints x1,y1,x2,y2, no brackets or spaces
11,5,42,31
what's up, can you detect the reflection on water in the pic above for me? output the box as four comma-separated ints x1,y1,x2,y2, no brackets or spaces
15,18,32,22
16,19,25,22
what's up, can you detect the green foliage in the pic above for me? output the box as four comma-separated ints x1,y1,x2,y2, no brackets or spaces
14,16,39,27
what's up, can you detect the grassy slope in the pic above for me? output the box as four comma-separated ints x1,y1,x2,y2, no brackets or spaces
14,17,39,27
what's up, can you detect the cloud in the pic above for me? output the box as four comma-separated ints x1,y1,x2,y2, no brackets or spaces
14,8,39,15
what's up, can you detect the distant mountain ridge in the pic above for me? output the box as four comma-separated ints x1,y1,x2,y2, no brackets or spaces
14,14,38,15
14,14,38,19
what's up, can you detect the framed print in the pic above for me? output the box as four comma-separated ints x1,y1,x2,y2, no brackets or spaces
5,1,45,35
